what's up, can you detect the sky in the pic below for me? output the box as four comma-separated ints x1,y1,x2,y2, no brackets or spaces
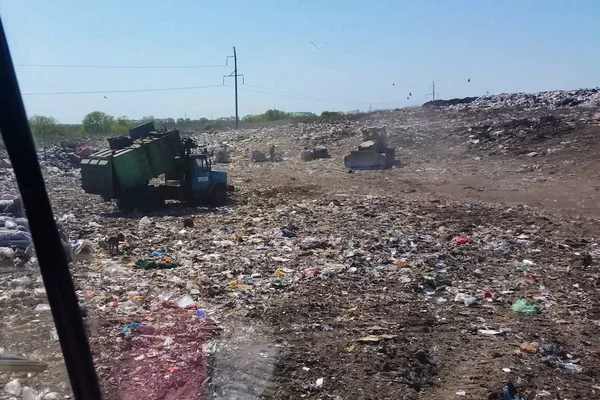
0,0,598,123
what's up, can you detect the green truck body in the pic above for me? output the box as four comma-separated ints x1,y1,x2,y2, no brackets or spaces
80,128,232,210
81,130,183,198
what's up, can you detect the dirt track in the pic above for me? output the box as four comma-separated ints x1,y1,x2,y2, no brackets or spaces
3,103,600,399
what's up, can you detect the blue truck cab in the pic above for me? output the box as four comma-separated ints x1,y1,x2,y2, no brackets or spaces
189,155,232,205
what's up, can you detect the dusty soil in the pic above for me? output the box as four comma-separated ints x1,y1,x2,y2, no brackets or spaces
3,103,600,399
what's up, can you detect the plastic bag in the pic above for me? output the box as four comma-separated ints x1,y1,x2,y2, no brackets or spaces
177,294,195,308
0,229,32,249
511,299,541,314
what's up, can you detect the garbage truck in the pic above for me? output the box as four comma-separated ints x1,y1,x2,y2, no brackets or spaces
80,123,233,211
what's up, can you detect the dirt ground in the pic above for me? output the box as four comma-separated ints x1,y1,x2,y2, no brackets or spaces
3,103,600,399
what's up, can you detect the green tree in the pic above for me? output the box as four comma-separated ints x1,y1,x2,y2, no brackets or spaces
320,111,343,118
82,111,114,134
111,115,131,134
29,115,65,143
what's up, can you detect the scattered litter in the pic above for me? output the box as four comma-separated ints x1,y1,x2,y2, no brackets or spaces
478,329,503,335
302,268,321,278
3,379,21,396
454,293,476,307
34,304,51,312
558,362,582,373
121,322,142,334
511,299,541,314
176,294,195,308
213,240,234,248
358,334,398,342
135,258,178,270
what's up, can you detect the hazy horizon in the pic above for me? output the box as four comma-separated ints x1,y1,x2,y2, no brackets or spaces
1,0,598,123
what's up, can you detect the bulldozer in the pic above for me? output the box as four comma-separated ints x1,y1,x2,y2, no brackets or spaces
344,126,398,170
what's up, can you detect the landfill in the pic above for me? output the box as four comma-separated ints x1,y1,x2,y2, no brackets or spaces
2,89,600,399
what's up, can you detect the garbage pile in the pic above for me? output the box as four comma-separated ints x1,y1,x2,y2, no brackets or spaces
37,141,99,171
465,115,574,154
442,88,600,110
2,89,600,399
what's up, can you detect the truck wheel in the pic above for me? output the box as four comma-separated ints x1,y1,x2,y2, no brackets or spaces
210,183,227,206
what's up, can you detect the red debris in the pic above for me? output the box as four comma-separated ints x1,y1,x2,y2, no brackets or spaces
302,268,321,278
454,237,470,245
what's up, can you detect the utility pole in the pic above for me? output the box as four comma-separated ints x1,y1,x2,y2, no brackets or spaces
427,81,436,101
224,47,244,129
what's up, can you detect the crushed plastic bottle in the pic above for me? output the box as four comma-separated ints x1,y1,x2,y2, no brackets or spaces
558,362,582,373
511,299,541,314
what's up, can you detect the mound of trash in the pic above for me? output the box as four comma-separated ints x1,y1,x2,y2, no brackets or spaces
465,115,574,153
442,88,600,110
38,141,99,171
423,97,478,107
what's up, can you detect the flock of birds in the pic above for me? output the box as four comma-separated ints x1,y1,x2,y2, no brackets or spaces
103,42,470,102
309,41,472,101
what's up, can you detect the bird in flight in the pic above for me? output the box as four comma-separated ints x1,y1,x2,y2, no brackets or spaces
467,78,471,83
103,95,108,99
406,96,409,100
409,92,412,96
392,83,395,86
309,41,327,49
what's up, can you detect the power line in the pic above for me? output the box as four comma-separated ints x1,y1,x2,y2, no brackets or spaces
22,84,224,96
15,63,226,69
241,84,398,106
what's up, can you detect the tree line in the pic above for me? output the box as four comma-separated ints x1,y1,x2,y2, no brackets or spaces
28,109,349,144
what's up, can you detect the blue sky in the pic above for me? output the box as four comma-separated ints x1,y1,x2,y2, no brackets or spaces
0,0,598,123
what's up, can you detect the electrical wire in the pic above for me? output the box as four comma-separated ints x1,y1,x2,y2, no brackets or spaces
241,84,398,106
22,84,225,96
15,63,226,69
